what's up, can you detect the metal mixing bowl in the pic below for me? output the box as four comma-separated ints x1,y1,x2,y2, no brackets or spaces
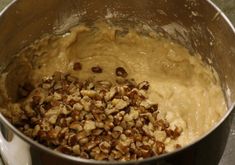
0,0,235,165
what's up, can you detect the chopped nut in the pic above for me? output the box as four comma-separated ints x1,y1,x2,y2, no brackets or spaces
67,75,78,83
115,141,129,154
140,112,155,124
73,102,83,111
85,140,99,151
94,100,105,108
24,104,35,117
45,108,61,124
81,90,97,98
73,62,82,71
112,98,129,110
32,125,40,137
104,87,117,101
31,95,41,107
111,126,123,139
129,108,139,119
84,120,96,132
91,66,103,73
85,113,94,120
139,145,152,158
166,127,182,140
56,145,72,154
105,108,119,115
60,105,71,115
48,115,58,124
153,141,165,155
156,119,170,130
119,120,127,130
92,129,103,136
69,122,83,131
104,120,114,131
76,131,88,140
42,83,52,89
113,126,124,133
99,141,111,154
148,104,158,113
12,71,183,161
80,96,91,111
175,144,182,149
67,93,81,102
110,150,122,160
53,92,62,100
140,100,153,109
124,129,132,136
96,80,112,90
72,145,81,155
53,71,63,81
87,82,95,90
94,153,108,160
42,101,52,110
80,151,89,159
54,82,63,90
142,124,154,137
68,134,78,146
90,147,101,158
116,67,128,78
120,134,127,141
94,113,106,122
79,137,89,145
136,119,143,128
95,121,105,128
137,81,150,90
153,130,167,142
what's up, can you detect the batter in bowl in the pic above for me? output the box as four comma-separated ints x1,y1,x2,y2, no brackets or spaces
0,21,227,160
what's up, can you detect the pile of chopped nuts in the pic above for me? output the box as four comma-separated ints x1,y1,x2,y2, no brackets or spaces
14,67,182,161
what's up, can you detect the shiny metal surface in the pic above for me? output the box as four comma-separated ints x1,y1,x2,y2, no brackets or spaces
0,0,235,165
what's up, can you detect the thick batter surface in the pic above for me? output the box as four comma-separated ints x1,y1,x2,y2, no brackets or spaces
0,22,226,155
